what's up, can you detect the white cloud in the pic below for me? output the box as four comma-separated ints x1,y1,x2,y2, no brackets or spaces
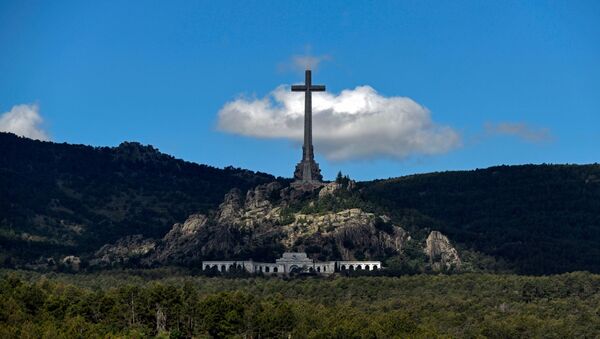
278,53,332,72
485,122,553,143
217,85,460,161
291,54,331,71
0,104,50,141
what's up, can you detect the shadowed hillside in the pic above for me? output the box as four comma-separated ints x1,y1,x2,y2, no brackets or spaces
0,132,277,264
361,164,600,274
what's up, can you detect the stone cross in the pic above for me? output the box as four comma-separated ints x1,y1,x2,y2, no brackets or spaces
291,70,325,184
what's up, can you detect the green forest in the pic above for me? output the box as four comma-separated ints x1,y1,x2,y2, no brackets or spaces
1,269,599,338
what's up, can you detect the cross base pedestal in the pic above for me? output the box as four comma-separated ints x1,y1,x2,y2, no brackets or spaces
293,158,323,182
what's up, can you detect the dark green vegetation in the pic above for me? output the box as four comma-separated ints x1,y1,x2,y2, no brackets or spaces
0,132,277,264
2,269,599,338
361,164,600,274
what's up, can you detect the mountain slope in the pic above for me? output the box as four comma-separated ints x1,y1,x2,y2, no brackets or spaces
360,164,600,274
2,132,600,274
0,132,277,264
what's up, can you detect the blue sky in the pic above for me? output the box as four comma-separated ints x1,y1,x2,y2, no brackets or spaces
1,1,599,180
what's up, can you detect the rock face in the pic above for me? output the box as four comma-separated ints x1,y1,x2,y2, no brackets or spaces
239,182,282,229
244,182,280,210
147,182,409,264
283,208,408,260
61,255,81,271
318,182,341,198
281,208,407,260
153,213,223,265
215,183,284,231
91,235,156,267
164,214,208,240
90,181,460,270
296,208,407,260
424,231,461,271
216,189,242,225
318,180,356,199
92,184,282,266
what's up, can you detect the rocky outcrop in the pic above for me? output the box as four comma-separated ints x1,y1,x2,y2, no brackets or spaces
91,235,156,267
424,231,461,271
318,182,342,198
283,208,375,246
61,255,81,271
318,180,356,198
233,182,282,230
164,214,208,240
216,189,243,225
145,183,284,265
153,214,220,264
148,182,410,264
89,181,460,270
282,209,408,260
332,221,407,260
245,182,280,210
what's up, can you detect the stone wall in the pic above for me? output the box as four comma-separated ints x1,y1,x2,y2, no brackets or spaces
202,253,381,275
336,261,381,271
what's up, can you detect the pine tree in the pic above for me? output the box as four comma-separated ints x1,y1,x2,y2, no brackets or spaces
336,171,343,184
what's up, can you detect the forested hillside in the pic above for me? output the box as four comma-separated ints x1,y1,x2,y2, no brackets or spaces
0,132,276,264
1,132,599,275
361,164,600,274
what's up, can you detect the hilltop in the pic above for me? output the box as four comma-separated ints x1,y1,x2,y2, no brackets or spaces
1,132,599,274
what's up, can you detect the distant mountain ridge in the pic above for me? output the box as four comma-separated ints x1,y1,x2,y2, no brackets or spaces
1,132,599,275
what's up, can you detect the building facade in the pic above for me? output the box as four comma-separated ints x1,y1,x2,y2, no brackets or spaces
202,252,382,275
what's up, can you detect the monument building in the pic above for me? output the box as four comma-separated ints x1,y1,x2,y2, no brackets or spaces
202,252,382,275
201,71,384,275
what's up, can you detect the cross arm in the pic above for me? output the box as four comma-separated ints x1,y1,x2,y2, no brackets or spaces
291,85,307,91
310,85,326,91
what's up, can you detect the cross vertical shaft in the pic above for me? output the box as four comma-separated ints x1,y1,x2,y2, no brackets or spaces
304,70,312,162
291,69,325,185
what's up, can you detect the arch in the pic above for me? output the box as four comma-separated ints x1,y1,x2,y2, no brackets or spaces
323,266,327,272
265,266,270,273
364,264,370,271
357,265,363,270
309,267,315,273
204,265,210,270
317,266,321,272
341,265,346,271
221,265,226,272
273,267,278,273
289,265,301,274
349,265,355,271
